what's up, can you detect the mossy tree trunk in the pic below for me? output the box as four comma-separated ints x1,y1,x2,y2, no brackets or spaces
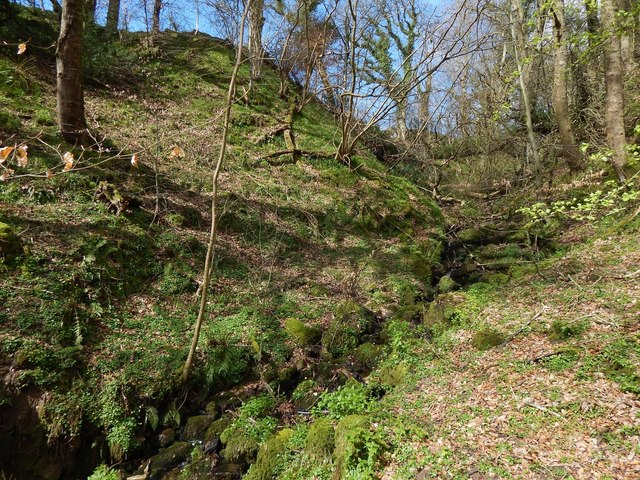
105,0,120,36
56,0,90,146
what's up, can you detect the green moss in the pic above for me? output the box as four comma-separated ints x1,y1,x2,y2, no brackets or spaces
292,379,319,409
437,275,458,293
304,418,335,460
182,414,215,441
244,428,295,480
334,415,385,479
284,318,322,347
378,363,408,387
352,343,384,369
480,272,510,285
472,327,506,351
205,416,233,441
0,221,23,264
549,319,589,340
322,301,376,358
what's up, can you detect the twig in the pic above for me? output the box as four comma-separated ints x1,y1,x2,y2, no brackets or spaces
500,309,545,346
523,400,563,418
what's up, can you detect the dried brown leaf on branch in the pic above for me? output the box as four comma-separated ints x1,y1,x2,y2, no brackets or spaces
17,43,26,55
0,169,15,181
16,146,28,167
0,146,15,162
63,151,75,171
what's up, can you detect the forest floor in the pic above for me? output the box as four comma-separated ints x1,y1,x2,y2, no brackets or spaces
377,204,640,479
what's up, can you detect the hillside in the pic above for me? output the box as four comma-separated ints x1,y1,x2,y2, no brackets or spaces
0,7,444,479
1,5,640,480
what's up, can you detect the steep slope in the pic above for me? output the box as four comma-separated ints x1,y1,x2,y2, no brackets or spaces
0,6,443,479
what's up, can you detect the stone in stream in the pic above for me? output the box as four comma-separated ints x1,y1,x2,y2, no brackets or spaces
158,428,176,448
137,442,192,479
182,415,215,441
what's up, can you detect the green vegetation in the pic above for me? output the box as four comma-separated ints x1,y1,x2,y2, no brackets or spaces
1,4,640,480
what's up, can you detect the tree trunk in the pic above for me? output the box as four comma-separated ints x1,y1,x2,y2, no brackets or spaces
602,0,627,182
105,0,120,36
510,0,543,187
551,0,581,171
56,0,89,145
152,0,162,34
248,0,265,87
84,0,96,23
182,0,253,383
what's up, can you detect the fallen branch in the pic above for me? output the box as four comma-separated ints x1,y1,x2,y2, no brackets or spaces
253,123,288,144
522,399,563,418
527,351,564,363
500,309,545,346
260,149,335,161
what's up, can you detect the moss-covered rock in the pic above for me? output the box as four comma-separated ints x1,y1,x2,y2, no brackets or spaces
182,414,215,441
334,415,384,479
437,275,458,293
305,418,335,460
0,221,23,263
291,379,320,410
145,441,191,477
322,301,377,358
244,428,294,480
284,318,321,347
378,363,407,387
458,227,484,243
472,327,505,351
352,343,384,370
205,416,233,442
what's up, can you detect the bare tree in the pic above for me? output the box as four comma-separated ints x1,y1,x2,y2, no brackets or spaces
182,0,253,383
248,0,265,89
509,0,542,187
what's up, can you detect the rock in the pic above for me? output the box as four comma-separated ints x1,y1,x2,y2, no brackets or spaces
158,428,175,448
304,419,334,460
244,429,294,480
144,442,192,479
182,415,215,441
0,221,23,263
204,438,221,454
204,416,232,443
205,401,221,418
283,318,321,347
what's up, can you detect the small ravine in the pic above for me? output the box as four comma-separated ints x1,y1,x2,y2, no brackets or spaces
117,221,545,480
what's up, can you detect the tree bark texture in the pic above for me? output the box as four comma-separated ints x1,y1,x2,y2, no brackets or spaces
105,0,120,35
248,0,265,84
152,0,162,34
56,0,89,145
551,0,582,171
510,0,543,187
602,0,628,182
